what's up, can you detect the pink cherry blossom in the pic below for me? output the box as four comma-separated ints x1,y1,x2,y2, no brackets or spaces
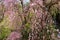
6,31,22,40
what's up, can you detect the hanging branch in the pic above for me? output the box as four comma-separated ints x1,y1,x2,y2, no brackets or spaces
20,0,23,8
44,0,60,11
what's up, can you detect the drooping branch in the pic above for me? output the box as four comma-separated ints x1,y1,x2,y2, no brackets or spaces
43,0,60,11
20,0,23,8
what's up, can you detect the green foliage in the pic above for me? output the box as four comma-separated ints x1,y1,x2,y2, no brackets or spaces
0,5,11,40
22,23,31,40
16,3,23,13
29,12,33,18
0,26,11,40
25,23,31,32
50,4,59,19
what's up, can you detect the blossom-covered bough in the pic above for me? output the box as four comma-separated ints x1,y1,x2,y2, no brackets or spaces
0,0,60,40
27,0,55,40
21,0,58,40
0,0,23,40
